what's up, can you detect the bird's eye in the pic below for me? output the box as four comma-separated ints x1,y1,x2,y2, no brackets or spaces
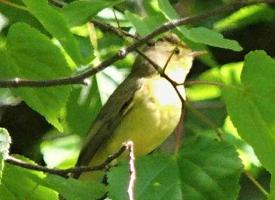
174,47,180,54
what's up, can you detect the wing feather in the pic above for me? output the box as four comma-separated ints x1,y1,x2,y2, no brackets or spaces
75,74,143,170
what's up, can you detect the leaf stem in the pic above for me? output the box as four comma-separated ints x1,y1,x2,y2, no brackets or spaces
243,170,269,197
0,0,28,11
185,80,227,88
185,101,224,141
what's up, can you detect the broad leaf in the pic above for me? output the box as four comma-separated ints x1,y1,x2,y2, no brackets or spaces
214,4,275,31
60,0,124,27
223,51,275,173
2,156,105,200
158,0,242,51
0,0,44,32
0,23,71,131
40,134,81,168
63,78,102,137
125,11,166,36
41,175,106,200
22,0,83,65
108,136,242,200
1,157,57,200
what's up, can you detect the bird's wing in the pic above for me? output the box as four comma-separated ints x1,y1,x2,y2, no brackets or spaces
75,75,143,169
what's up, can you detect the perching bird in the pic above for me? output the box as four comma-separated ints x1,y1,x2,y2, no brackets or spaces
74,33,200,180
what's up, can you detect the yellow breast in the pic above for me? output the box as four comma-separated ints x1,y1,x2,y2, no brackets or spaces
91,75,183,166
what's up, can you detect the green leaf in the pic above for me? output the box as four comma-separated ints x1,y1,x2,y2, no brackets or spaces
40,134,81,168
41,175,106,200
269,176,275,200
0,23,71,131
214,4,275,31
157,0,242,51
2,155,105,200
179,136,242,200
125,11,166,36
223,50,275,173
180,27,242,51
158,0,178,19
108,155,182,200
187,62,242,101
22,0,83,65
63,78,102,137
0,1,45,33
1,158,57,200
60,0,124,27
108,136,242,200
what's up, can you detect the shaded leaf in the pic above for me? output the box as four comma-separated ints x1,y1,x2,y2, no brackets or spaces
41,175,106,200
0,23,71,131
63,78,102,137
1,158,57,200
108,136,242,200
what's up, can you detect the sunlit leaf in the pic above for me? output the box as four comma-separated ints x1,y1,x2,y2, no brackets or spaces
108,136,242,200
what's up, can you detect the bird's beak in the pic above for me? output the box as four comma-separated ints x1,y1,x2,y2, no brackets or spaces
188,51,208,57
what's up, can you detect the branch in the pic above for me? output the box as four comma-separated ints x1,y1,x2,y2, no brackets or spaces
0,0,28,10
185,80,227,88
1,0,273,88
185,101,224,141
91,19,140,40
5,144,127,177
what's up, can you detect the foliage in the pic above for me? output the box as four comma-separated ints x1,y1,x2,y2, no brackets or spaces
0,0,274,199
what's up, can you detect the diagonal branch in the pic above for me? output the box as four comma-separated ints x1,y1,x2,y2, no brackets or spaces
5,144,127,177
0,0,274,88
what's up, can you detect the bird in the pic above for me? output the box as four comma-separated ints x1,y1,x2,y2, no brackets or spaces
74,33,200,180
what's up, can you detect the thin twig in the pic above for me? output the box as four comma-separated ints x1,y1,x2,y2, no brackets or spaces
185,80,227,88
0,0,27,10
185,101,224,141
192,101,225,110
0,0,273,88
49,0,66,7
112,8,121,29
135,48,185,103
175,110,185,154
243,171,269,197
91,19,140,40
125,141,136,200
5,145,127,177
163,47,178,73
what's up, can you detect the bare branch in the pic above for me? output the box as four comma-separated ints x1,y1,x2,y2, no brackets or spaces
5,144,127,177
185,102,224,141
243,171,269,197
91,19,140,40
0,0,28,10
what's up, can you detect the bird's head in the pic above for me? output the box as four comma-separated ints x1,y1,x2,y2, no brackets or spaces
133,33,204,83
